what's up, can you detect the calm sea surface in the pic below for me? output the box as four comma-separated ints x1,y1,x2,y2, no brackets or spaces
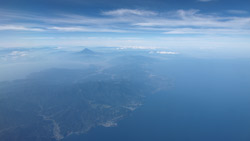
64,59,250,141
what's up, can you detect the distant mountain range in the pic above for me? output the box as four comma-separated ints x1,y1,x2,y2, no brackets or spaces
0,53,168,141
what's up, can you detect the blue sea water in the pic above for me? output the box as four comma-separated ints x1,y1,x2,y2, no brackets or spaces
64,58,250,141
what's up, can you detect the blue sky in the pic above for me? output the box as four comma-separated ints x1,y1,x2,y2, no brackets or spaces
0,0,250,57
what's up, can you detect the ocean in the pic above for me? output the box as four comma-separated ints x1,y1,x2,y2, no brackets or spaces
64,58,250,141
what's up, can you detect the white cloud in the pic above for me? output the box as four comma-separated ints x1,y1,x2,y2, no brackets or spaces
227,10,248,14
102,9,157,16
49,26,126,33
132,9,250,34
1,9,250,35
163,28,250,35
5,51,28,60
10,51,27,56
117,46,157,50
197,0,213,2
0,25,44,31
1,8,250,55
156,51,178,54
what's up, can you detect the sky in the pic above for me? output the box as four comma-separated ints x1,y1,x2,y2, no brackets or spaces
0,0,250,57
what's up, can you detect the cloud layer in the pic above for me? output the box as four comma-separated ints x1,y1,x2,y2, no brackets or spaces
0,8,250,35
197,0,213,2
0,8,250,57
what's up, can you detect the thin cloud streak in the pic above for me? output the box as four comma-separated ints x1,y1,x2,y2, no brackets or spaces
227,10,248,14
0,9,250,35
49,26,127,33
0,25,44,31
102,9,157,16
197,0,213,2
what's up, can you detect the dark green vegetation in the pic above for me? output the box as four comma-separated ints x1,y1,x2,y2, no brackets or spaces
0,50,170,141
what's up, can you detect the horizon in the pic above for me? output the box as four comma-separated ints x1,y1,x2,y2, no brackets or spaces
0,0,250,58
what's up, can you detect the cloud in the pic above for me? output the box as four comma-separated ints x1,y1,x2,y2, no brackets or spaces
156,51,178,54
197,0,213,2
227,10,248,14
10,51,27,57
2,51,29,60
49,26,126,33
102,9,157,16
163,28,250,35
132,9,250,34
0,25,44,31
1,9,250,35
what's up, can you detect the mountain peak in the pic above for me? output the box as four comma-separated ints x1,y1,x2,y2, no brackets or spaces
80,48,95,54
